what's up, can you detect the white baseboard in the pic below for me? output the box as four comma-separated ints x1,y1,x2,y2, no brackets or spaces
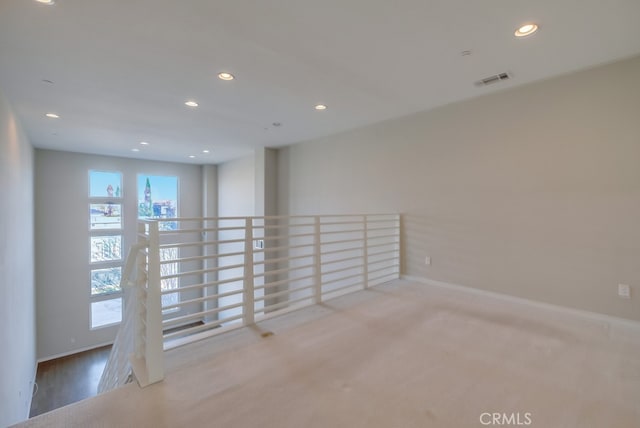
402,275,640,332
37,341,114,363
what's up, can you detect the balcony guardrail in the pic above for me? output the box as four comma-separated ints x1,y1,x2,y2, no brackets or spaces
99,214,400,392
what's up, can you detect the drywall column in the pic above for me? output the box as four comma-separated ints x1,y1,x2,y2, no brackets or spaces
254,147,278,218
217,155,255,322
202,164,218,322
255,148,280,309
0,89,36,426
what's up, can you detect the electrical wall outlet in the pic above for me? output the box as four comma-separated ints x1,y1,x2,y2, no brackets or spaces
425,256,431,266
618,284,631,299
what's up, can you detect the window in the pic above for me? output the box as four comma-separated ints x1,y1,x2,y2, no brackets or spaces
89,171,122,198
90,235,122,263
91,267,122,295
138,175,179,310
91,298,122,330
89,170,123,329
137,175,178,221
89,204,122,230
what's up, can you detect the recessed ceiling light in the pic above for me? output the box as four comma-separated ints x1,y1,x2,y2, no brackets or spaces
185,100,199,107
315,104,327,111
515,23,538,37
188,155,196,159
45,113,59,119
218,72,234,81
131,148,140,152
140,141,149,145
35,0,55,5
202,149,210,154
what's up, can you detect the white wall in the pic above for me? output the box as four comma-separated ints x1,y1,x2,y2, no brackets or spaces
278,55,640,322
202,164,218,219
254,148,278,217
35,150,203,359
0,90,36,426
218,155,255,217
217,155,255,321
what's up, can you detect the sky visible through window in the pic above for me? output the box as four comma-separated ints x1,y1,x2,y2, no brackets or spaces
90,171,122,198
137,175,177,201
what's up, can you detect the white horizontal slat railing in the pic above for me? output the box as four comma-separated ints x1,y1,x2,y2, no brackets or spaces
97,225,151,392
99,214,400,393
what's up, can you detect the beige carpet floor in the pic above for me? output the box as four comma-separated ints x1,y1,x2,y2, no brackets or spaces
16,279,640,428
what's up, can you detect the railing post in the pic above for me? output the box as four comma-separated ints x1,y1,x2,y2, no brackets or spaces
363,215,369,289
243,218,255,325
395,214,401,279
144,221,164,385
133,222,147,360
133,258,144,359
313,216,322,304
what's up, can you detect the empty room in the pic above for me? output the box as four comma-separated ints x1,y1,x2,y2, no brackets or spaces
1,1,639,427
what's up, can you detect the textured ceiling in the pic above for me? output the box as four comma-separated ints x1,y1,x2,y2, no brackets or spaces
1,0,639,164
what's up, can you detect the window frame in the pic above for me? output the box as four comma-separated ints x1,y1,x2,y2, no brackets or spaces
89,169,124,330
137,174,181,313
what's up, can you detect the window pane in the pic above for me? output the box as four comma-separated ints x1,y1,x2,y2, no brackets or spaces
90,204,122,230
91,297,122,328
160,247,179,310
138,175,178,225
91,267,122,296
90,235,122,263
89,170,122,198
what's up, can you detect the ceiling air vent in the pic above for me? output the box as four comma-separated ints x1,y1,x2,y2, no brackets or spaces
475,72,510,87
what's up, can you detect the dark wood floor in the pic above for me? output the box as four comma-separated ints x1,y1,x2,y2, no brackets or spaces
29,345,111,418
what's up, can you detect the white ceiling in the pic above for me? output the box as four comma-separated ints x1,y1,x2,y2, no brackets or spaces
1,0,639,164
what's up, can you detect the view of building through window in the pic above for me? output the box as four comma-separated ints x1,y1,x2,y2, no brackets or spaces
137,175,178,221
87,172,180,327
138,175,180,309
